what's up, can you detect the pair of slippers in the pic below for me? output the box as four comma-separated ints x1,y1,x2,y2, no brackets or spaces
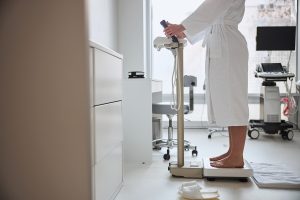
178,181,219,200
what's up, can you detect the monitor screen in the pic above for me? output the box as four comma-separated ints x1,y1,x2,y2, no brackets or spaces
261,63,284,73
256,26,296,51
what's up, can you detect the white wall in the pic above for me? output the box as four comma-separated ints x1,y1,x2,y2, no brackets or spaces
298,1,300,79
298,1,300,127
88,0,119,51
118,0,148,78
0,1,91,199
88,0,150,78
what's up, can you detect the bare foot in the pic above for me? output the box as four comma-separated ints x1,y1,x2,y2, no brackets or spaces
210,156,244,168
209,151,230,162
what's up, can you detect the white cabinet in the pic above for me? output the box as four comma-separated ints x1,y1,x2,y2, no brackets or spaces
94,102,123,163
123,79,153,164
94,144,123,200
122,79,162,165
94,49,122,105
90,42,123,200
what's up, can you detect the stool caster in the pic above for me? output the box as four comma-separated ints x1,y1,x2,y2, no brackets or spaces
163,154,170,160
192,147,198,157
163,149,171,160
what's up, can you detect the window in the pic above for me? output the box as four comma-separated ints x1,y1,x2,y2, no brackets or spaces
151,0,297,125
152,0,205,94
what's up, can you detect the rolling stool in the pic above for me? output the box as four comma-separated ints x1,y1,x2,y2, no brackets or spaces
152,75,198,160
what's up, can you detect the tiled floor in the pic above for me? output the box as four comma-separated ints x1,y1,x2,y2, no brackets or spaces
116,129,300,200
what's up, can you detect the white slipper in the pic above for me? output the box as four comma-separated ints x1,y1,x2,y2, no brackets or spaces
178,180,218,194
181,191,219,200
179,181,201,191
178,185,219,200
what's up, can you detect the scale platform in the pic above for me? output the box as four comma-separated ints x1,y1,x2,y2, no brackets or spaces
169,160,203,178
203,158,253,182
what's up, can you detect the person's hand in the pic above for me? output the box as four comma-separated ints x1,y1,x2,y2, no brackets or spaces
164,23,186,38
176,31,186,39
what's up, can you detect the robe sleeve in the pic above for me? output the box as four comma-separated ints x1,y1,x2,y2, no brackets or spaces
181,0,235,44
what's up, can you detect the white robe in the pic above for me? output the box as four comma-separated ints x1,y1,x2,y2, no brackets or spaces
182,0,249,126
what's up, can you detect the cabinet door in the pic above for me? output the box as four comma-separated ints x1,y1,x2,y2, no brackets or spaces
94,49,122,105
94,101,123,164
94,143,123,200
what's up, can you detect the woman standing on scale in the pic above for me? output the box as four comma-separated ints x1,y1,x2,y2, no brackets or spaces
164,0,249,168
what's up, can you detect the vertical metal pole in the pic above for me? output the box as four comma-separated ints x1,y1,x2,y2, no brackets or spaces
176,45,184,167
189,86,194,111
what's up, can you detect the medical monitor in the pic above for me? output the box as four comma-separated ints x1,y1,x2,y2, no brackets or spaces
261,63,284,73
256,26,296,51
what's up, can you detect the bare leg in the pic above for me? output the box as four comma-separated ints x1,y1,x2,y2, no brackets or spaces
209,127,232,161
211,126,246,168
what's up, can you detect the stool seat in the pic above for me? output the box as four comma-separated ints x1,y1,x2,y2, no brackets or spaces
152,102,189,115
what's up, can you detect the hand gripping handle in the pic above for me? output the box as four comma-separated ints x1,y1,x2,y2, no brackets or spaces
160,20,179,43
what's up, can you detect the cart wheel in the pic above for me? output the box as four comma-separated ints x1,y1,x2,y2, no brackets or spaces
281,131,288,140
287,130,294,141
248,129,259,139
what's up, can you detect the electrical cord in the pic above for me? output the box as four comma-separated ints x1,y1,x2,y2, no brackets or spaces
170,48,182,112
281,51,297,117
286,51,292,71
282,78,298,116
